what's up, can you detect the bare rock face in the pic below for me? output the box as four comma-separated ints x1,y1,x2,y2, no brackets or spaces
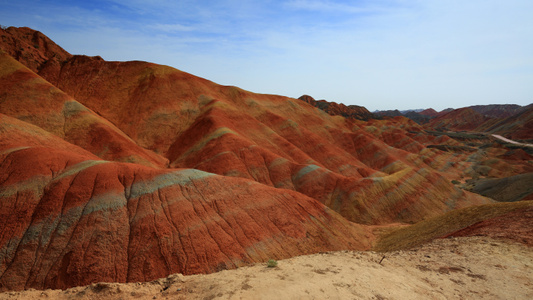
1,26,531,292
0,50,168,168
0,113,372,291
0,26,71,74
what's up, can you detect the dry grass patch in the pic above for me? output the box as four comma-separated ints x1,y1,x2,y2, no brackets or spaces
373,200,533,252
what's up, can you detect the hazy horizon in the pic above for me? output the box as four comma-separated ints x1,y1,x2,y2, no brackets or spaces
1,0,532,111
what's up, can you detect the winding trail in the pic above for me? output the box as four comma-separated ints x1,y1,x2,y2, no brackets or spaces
491,134,533,147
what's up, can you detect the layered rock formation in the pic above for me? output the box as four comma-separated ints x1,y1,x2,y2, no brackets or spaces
298,95,374,121
0,115,370,290
0,26,71,77
468,104,525,118
425,108,490,132
0,26,531,292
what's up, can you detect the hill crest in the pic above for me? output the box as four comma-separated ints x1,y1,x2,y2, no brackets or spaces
1,26,532,292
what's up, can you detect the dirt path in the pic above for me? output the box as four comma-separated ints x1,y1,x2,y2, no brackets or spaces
491,134,533,147
1,236,532,300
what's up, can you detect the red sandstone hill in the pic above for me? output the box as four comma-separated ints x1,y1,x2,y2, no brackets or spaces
298,95,374,121
373,109,403,118
374,105,529,127
468,104,525,118
0,27,532,292
0,26,71,75
419,108,439,117
483,104,533,140
424,104,533,140
426,107,490,132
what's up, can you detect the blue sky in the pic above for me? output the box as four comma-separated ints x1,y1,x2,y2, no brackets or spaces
1,0,532,111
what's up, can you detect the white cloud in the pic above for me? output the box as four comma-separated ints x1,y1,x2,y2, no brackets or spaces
149,23,195,33
284,0,393,14
2,0,532,111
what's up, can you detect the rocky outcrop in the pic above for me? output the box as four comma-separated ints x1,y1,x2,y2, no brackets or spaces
298,95,374,120
0,26,71,74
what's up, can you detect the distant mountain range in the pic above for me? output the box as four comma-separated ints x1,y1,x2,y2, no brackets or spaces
353,103,532,139
375,104,527,119
298,95,531,138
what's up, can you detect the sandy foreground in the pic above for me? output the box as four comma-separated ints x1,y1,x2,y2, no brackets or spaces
1,236,532,300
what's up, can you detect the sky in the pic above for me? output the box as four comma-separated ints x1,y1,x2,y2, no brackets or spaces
1,0,532,111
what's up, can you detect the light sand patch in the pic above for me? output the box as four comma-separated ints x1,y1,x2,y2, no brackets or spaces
1,236,531,300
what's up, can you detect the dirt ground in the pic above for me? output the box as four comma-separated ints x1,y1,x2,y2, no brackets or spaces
1,236,531,300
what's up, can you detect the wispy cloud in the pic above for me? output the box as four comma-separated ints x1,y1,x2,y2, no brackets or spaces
149,23,195,33
1,0,532,110
284,0,392,14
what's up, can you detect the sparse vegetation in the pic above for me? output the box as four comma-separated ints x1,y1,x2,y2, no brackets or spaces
267,259,278,268
373,201,533,252
427,145,477,152
464,173,533,202
498,143,533,155
425,130,488,141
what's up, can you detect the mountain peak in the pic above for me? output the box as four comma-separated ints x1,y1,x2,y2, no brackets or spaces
298,94,373,121
0,26,72,73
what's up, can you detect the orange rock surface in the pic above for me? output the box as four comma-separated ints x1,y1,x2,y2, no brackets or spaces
0,27,531,291
298,94,374,120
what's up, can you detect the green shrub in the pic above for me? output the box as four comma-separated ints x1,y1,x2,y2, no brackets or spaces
267,259,278,268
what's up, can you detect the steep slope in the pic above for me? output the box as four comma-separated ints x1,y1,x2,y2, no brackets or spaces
419,108,439,117
374,109,403,118
374,201,533,252
298,94,374,121
463,173,533,202
446,205,533,246
484,105,533,140
374,109,433,124
0,114,372,291
0,26,71,77
2,26,529,292
424,104,532,140
29,49,495,225
402,111,432,124
0,49,167,167
426,108,490,131
468,104,525,118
